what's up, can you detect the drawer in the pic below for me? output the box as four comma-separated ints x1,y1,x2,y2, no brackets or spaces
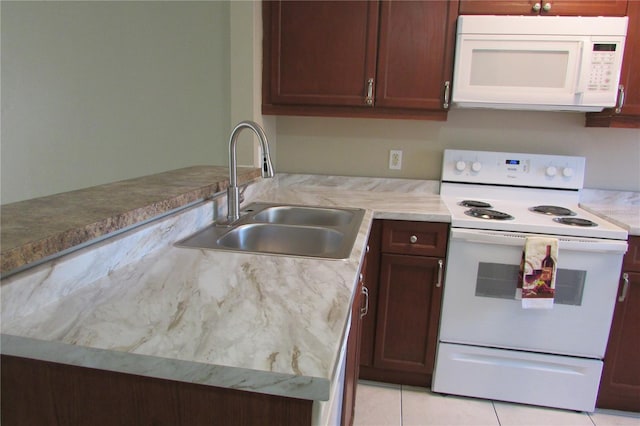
433,343,603,412
381,220,448,257
622,236,640,272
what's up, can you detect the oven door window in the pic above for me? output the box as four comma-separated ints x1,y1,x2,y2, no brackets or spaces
476,262,586,306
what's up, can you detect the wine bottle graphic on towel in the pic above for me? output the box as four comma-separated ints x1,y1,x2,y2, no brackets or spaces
521,237,558,309
541,245,555,287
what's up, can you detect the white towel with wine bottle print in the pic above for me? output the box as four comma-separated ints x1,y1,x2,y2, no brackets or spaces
518,236,558,309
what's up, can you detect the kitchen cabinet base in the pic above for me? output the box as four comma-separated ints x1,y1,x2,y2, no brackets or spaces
1,355,313,426
359,365,431,388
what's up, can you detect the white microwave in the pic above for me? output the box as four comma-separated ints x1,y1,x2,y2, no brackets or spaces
451,15,628,112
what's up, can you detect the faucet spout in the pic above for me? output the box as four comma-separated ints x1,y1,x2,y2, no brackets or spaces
227,121,275,222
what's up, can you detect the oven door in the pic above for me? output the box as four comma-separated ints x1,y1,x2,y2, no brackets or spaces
439,228,627,359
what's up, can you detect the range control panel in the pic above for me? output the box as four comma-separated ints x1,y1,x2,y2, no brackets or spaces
441,149,586,190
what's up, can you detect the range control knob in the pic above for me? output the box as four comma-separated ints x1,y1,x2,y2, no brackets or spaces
455,161,467,171
562,167,574,178
545,166,557,177
471,161,482,172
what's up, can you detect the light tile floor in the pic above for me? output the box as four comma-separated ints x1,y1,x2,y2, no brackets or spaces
354,381,640,426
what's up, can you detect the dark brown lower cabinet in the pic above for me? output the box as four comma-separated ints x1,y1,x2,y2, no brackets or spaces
360,220,447,387
341,245,370,426
341,274,366,426
373,254,443,377
1,355,312,425
597,236,640,412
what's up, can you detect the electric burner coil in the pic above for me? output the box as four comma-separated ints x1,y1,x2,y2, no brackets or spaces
459,200,492,208
530,205,577,216
464,208,514,221
553,217,598,227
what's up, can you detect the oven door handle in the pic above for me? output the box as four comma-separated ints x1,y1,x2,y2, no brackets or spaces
450,229,628,254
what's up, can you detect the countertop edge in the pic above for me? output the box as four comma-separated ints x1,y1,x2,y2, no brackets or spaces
1,334,330,401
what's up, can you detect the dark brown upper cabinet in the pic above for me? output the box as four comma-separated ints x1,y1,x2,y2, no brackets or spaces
262,1,459,121
459,1,628,16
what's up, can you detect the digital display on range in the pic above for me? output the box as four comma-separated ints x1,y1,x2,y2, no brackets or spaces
505,160,520,165
593,43,616,52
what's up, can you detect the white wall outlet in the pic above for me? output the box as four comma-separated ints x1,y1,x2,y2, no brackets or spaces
389,150,402,170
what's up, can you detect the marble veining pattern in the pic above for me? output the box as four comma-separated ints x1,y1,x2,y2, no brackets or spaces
581,189,640,236
7,174,454,401
3,172,638,406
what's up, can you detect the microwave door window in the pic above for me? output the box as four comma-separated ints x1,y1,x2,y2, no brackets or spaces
470,49,569,89
455,38,583,102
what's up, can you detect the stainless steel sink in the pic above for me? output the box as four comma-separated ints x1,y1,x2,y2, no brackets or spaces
218,223,345,257
252,205,355,226
175,202,365,259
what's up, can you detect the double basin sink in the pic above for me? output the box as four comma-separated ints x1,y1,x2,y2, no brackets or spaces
176,202,365,259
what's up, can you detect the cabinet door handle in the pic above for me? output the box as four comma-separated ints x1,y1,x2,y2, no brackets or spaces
615,84,625,114
436,259,444,288
365,78,374,106
532,2,542,12
443,81,451,109
542,2,551,12
360,286,369,318
618,273,629,302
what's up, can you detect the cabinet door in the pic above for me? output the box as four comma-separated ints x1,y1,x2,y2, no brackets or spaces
597,271,640,412
586,1,640,128
541,1,628,16
266,1,379,107
459,0,628,16
375,0,458,110
373,254,444,375
342,278,364,426
360,220,382,368
459,1,539,15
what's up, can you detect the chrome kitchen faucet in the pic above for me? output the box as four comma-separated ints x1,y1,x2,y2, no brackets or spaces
227,121,274,222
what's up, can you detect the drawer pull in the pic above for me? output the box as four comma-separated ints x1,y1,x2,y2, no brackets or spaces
443,81,450,109
619,273,629,302
410,235,418,244
360,286,369,318
365,78,374,106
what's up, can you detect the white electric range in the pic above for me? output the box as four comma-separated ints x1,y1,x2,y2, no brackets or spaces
433,149,628,412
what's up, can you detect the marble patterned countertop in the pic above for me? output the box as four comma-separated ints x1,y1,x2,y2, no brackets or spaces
580,188,640,236
1,168,637,407
1,172,449,405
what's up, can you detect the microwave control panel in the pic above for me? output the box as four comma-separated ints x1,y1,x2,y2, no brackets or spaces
588,43,619,92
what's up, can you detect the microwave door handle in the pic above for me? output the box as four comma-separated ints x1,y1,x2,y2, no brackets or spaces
575,39,591,95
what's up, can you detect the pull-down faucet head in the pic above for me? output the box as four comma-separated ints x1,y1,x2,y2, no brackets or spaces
227,121,274,222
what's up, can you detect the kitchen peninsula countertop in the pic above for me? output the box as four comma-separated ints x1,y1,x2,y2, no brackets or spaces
1,171,449,406
0,166,261,276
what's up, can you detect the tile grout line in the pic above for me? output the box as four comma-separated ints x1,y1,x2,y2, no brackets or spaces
492,400,502,426
400,385,404,426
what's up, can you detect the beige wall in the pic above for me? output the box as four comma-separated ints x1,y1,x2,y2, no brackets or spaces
275,110,640,191
2,0,639,205
1,1,232,204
